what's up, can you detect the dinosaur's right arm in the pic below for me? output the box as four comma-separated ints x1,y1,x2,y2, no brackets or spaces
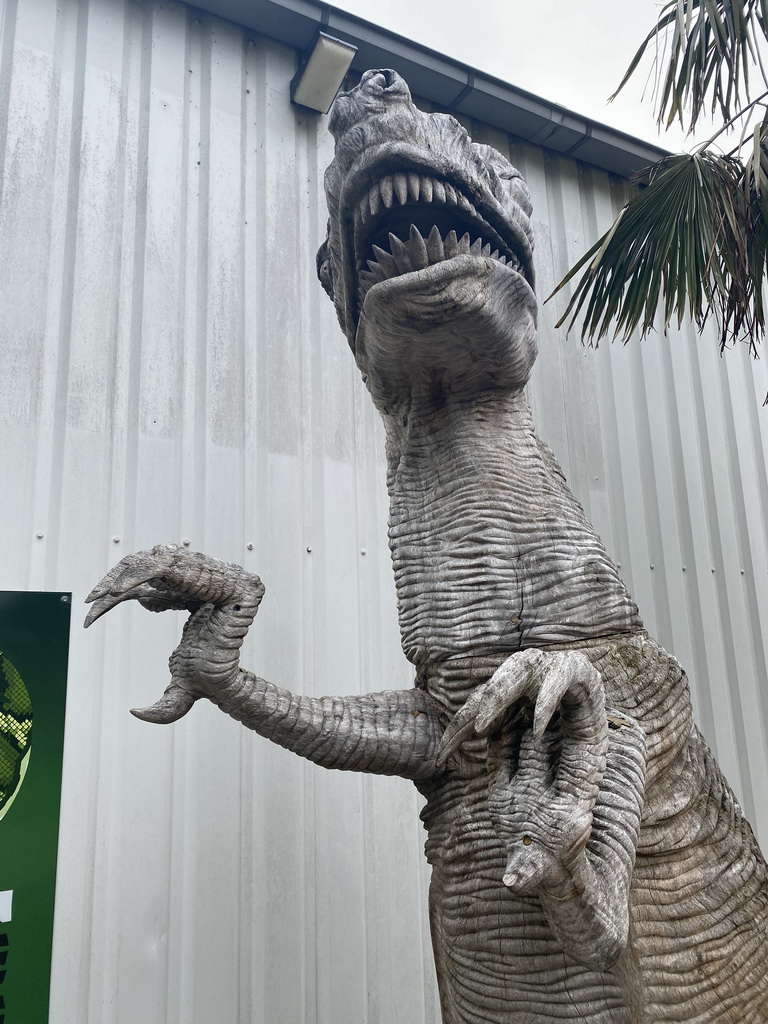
214,671,445,780
85,545,446,783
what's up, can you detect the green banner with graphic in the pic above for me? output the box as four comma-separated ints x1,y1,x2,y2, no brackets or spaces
0,592,70,1024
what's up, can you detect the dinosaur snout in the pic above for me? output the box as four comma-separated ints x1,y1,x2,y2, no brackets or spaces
328,67,413,138
358,68,408,97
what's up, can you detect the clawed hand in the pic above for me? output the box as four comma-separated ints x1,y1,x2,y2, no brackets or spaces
85,545,264,723
437,649,608,895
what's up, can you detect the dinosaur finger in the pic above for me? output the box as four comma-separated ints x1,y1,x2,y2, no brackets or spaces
472,650,547,735
84,548,175,604
84,582,164,627
436,715,480,767
532,663,572,740
130,684,197,724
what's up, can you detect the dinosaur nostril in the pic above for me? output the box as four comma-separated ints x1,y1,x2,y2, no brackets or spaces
360,68,403,94
360,70,388,92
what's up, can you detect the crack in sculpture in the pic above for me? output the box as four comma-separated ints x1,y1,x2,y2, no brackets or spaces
85,69,768,1022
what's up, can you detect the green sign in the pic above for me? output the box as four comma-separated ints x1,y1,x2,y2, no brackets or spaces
0,592,70,1024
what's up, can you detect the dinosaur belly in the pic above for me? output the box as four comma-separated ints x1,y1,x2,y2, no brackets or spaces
417,641,768,1023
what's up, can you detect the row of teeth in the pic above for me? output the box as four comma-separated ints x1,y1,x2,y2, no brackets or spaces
358,224,520,297
357,173,478,224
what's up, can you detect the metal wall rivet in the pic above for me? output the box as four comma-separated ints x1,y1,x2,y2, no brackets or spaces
182,539,191,547
113,536,120,544
306,546,312,553
247,543,254,551
35,532,44,539
360,549,366,555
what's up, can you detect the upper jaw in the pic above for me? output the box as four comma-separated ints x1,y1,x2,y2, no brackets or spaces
336,145,535,337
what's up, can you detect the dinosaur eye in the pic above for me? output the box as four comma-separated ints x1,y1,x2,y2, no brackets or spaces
522,835,532,846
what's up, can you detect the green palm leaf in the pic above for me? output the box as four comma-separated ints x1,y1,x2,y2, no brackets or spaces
547,150,768,353
554,0,768,355
612,0,766,129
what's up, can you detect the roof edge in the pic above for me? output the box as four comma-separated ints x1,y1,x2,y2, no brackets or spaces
190,0,669,177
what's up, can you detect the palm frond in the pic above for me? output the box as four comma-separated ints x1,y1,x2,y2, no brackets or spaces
546,149,768,355
611,0,768,131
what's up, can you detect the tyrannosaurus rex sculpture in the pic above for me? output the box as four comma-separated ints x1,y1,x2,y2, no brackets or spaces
86,69,768,1022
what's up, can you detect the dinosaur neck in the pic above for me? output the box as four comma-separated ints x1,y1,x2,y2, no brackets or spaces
383,388,642,668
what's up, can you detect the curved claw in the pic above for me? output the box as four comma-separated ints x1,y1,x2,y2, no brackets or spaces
84,544,264,628
84,582,194,627
435,717,478,768
84,546,185,627
436,652,544,767
85,547,176,601
436,650,604,767
130,685,198,724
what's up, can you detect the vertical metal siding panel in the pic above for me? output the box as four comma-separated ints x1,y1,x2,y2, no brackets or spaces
0,0,56,588
186,20,246,1022
251,39,317,1024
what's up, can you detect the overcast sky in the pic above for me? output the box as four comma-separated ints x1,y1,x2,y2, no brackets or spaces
332,0,714,151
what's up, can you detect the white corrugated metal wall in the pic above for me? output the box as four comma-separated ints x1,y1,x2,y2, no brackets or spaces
1,0,767,1021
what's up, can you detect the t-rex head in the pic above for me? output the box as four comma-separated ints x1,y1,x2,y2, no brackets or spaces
318,69,538,414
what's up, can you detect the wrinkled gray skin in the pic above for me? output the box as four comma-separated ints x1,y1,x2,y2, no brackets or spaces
86,70,768,1022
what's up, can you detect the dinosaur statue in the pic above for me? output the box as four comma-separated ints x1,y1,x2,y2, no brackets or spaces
85,69,768,1022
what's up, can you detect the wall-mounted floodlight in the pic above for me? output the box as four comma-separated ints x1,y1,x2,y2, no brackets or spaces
291,32,358,114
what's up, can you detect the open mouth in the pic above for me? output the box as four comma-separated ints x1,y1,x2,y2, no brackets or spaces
353,171,528,302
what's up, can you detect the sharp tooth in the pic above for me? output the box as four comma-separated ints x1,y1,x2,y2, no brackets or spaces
481,242,492,257
444,230,459,258
369,183,382,218
498,255,508,265
388,232,413,273
420,177,433,203
457,193,473,213
426,225,445,263
470,237,483,255
458,232,471,254
432,180,446,204
366,259,388,282
359,195,369,224
359,270,377,294
443,183,457,206
393,172,408,205
372,244,399,278
380,175,394,209
408,224,429,270
407,172,420,202
490,249,500,260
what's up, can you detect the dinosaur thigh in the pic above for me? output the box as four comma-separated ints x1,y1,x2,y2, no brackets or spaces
630,731,768,1022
